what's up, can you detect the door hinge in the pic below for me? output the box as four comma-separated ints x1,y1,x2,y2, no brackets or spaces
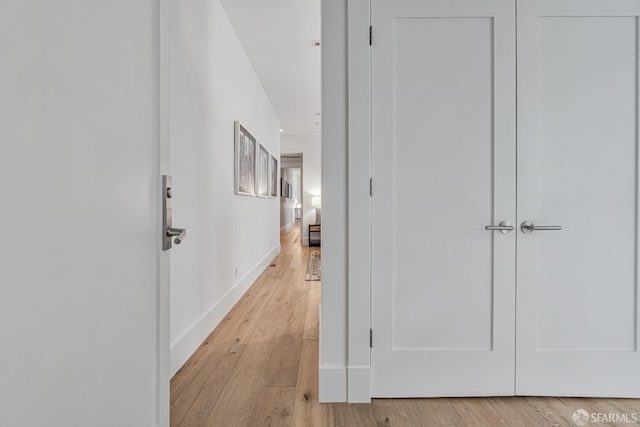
370,328,373,348
369,25,372,45
369,178,373,196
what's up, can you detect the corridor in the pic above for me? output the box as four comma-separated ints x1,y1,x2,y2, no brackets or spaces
170,227,640,427
170,226,327,426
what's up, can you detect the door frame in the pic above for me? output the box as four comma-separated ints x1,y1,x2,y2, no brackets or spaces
347,0,373,404
157,0,172,424
281,153,305,238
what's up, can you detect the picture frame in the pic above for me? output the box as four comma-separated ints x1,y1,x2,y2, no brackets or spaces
269,154,278,198
256,143,270,198
234,121,256,196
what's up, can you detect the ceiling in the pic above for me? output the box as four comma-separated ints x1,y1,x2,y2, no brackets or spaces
220,0,321,136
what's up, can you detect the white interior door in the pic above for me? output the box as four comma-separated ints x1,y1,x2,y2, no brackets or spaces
371,0,517,397
516,0,640,397
0,2,167,425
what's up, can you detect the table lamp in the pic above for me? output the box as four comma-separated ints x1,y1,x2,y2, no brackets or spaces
311,195,321,224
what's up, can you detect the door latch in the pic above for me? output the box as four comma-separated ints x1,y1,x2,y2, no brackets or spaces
163,175,187,250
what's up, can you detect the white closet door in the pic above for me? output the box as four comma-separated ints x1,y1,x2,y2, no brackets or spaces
370,0,517,397
516,0,640,397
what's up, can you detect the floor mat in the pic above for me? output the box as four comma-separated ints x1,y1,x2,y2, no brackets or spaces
305,250,321,281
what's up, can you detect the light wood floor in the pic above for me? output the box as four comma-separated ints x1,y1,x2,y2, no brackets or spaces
170,226,640,427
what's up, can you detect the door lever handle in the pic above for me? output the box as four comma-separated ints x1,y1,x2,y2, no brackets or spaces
167,227,187,244
520,221,562,234
485,221,515,234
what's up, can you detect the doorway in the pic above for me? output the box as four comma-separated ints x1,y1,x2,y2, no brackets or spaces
281,153,304,238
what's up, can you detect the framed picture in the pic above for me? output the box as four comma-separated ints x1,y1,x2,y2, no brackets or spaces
269,155,278,198
234,121,256,196
287,183,292,199
256,144,269,198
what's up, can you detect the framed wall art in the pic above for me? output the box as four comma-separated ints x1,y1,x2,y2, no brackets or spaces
234,121,256,196
256,143,269,198
269,154,278,198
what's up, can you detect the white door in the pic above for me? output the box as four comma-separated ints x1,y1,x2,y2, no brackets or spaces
371,0,517,397
0,1,168,425
516,0,640,397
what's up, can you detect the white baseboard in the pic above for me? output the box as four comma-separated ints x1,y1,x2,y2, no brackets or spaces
169,244,281,377
318,303,348,402
280,221,294,232
319,365,348,402
301,236,309,246
348,366,371,403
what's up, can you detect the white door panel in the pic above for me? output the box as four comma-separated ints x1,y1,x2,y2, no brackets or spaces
516,0,640,396
0,1,164,425
371,0,517,397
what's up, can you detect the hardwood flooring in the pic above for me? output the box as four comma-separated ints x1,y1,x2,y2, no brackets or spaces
170,226,640,426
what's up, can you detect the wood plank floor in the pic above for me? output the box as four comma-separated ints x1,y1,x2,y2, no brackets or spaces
170,226,640,427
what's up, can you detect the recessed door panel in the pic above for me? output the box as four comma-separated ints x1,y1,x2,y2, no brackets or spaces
393,17,495,351
536,16,637,351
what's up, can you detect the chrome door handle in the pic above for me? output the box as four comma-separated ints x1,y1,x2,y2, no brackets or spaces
162,175,187,250
485,221,515,234
520,221,562,234
167,227,187,244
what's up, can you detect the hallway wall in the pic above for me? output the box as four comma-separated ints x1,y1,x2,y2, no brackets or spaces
169,0,281,376
282,135,322,245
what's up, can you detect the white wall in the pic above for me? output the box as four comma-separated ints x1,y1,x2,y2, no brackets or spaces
280,168,301,230
320,0,349,402
169,0,281,376
281,135,322,245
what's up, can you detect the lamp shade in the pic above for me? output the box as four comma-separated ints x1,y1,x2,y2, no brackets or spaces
311,195,321,208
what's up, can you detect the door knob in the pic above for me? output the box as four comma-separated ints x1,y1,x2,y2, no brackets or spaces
485,221,515,234
520,221,562,234
167,227,187,244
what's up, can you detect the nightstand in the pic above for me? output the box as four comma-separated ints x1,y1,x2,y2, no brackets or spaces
309,224,321,246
